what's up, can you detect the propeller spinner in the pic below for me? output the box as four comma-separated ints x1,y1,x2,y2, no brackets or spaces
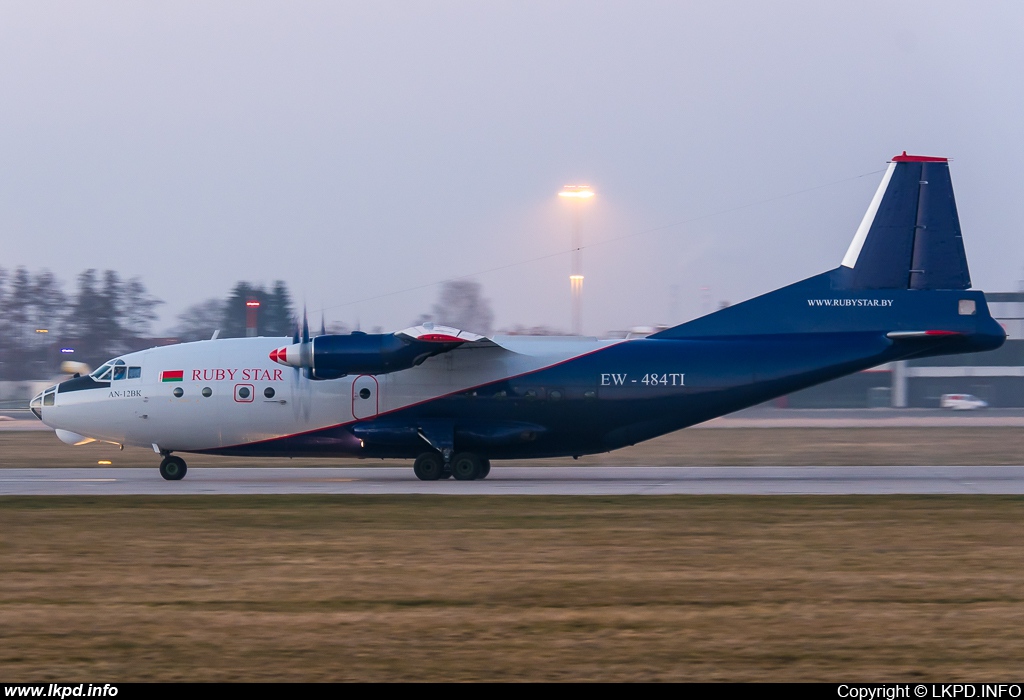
270,306,313,368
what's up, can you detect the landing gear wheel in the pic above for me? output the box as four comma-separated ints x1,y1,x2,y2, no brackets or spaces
477,458,491,480
452,453,483,481
413,452,444,481
159,455,187,481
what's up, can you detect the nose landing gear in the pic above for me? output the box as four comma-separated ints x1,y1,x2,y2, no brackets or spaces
159,455,188,481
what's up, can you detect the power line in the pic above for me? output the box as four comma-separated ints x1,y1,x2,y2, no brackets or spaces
318,168,885,314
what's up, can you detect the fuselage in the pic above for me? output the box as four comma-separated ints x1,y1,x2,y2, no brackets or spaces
31,153,1006,479
33,293,1005,461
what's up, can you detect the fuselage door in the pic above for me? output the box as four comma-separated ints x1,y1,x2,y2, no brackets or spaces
352,375,379,420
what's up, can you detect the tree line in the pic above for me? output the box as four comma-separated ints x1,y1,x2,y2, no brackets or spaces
0,268,295,380
170,281,295,342
1,267,535,381
0,267,163,380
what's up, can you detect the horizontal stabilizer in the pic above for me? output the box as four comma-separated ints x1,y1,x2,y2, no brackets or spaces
886,330,963,339
841,152,971,290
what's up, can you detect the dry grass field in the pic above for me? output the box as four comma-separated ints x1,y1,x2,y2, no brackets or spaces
4,425,1024,469
2,495,1024,681
3,427,1024,681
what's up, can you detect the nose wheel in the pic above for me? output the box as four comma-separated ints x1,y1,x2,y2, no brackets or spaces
159,455,188,481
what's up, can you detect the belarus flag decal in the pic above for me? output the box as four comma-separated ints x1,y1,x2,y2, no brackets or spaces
160,370,184,382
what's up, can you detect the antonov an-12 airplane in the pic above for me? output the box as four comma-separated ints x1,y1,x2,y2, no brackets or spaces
32,153,1005,481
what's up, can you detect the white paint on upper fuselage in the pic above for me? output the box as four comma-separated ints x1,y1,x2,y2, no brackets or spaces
42,334,626,453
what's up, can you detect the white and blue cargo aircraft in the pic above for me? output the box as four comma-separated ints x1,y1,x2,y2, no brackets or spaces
32,153,1006,481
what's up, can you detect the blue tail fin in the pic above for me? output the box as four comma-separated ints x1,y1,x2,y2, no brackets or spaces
651,153,1002,350
841,152,971,290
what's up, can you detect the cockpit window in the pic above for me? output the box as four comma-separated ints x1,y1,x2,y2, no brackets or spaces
30,385,57,418
90,359,140,381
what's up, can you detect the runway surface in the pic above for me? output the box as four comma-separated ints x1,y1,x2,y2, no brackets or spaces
4,466,1024,495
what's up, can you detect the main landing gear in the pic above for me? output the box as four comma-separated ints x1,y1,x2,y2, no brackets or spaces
159,454,187,481
413,451,490,481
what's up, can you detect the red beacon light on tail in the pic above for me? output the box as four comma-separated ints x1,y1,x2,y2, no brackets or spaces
891,151,948,163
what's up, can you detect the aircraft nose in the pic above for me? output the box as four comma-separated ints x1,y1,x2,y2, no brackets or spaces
29,391,45,420
29,384,58,421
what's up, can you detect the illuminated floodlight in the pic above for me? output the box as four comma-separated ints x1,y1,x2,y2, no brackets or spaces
560,187,593,335
246,300,261,307
60,348,75,354
558,185,595,199
97,460,112,465
35,329,49,333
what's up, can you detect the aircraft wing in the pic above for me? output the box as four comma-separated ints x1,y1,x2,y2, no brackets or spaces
395,324,504,349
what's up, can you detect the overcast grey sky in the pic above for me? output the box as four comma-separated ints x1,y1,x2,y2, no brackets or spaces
2,1,1022,335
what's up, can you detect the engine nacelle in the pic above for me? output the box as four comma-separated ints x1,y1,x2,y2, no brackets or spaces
309,332,459,379
269,325,485,379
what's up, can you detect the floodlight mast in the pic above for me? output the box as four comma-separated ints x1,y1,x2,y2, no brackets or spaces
559,185,594,335
246,299,260,337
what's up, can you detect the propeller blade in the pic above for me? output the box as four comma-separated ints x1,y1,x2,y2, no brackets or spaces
320,313,326,337
299,306,312,371
290,359,311,421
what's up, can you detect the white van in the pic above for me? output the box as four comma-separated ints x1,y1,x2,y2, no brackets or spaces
940,393,988,410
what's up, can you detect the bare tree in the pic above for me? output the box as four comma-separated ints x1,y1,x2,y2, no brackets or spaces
65,270,163,364
0,267,71,378
0,267,164,377
428,280,494,336
217,281,295,338
121,277,164,341
31,270,68,335
171,298,227,342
